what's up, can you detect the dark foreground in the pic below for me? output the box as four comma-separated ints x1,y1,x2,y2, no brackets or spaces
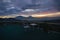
0,22,60,40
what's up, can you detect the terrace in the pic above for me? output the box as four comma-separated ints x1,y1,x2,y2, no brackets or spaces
0,21,60,40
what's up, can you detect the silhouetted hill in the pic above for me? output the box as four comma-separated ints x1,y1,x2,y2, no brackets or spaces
0,18,21,22
15,16,26,20
0,16,60,23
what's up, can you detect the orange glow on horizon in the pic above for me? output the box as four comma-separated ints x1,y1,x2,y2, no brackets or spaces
32,12,60,17
0,12,60,18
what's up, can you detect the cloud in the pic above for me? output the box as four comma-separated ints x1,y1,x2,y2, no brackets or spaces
0,0,60,16
54,0,60,11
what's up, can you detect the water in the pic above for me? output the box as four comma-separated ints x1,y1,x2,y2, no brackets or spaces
0,23,60,40
0,24,24,40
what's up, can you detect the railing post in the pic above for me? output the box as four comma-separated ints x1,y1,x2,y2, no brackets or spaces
43,22,48,32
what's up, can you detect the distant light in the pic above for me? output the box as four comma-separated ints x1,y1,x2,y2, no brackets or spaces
30,23,37,26
24,26,30,28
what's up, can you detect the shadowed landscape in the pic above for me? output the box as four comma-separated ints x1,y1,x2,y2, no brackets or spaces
0,18,60,40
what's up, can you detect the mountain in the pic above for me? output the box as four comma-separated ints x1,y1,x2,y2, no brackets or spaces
15,16,60,21
15,16,25,20
0,16,60,22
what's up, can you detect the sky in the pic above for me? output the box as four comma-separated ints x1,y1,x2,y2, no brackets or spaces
0,0,60,17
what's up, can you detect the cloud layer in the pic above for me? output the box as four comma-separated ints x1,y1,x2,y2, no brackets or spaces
0,0,60,16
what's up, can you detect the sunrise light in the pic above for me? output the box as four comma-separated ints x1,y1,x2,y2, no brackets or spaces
32,12,60,17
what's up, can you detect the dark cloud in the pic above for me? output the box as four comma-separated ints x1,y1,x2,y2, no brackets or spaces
0,0,60,16
54,0,60,11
